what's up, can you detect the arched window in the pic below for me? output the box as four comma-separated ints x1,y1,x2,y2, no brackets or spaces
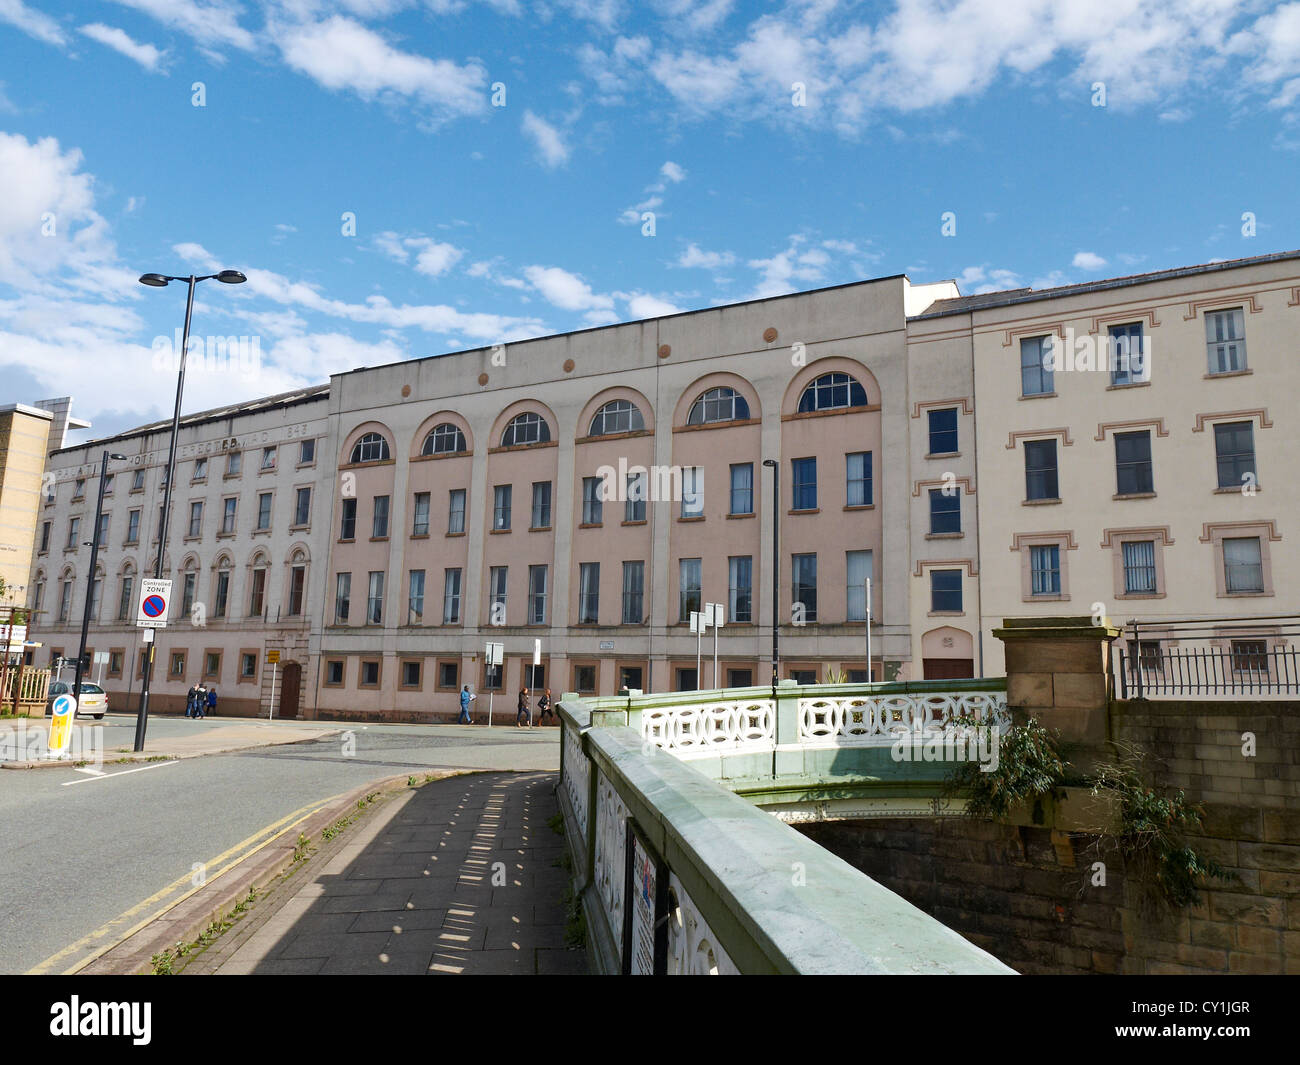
687,387,750,425
421,423,467,456
349,432,391,464
589,399,645,437
501,412,551,447
797,372,868,413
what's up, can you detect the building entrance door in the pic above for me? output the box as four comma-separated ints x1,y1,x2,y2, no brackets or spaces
279,662,301,719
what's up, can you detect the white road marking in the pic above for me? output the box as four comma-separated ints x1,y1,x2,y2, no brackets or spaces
73,766,105,777
61,760,179,786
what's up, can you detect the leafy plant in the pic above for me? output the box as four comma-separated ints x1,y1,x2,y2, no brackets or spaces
945,714,1066,818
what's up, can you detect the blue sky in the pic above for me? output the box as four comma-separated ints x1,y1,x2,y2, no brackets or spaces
1,0,1298,442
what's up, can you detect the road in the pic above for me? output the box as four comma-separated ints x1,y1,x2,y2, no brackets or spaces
0,713,559,973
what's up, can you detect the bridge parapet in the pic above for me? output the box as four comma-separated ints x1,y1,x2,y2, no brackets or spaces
556,690,1015,975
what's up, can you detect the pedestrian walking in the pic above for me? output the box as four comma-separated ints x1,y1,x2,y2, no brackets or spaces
193,683,206,719
185,683,199,718
516,686,530,728
458,684,474,724
536,688,554,726
206,686,218,717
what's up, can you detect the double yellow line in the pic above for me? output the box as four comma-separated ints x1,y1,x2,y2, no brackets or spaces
28,791,345,975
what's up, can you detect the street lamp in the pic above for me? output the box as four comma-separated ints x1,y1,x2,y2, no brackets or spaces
71,451,126,711
762,459,779,699
132,269,247,751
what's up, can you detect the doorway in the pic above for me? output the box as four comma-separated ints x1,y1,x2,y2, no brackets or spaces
279,662,301,719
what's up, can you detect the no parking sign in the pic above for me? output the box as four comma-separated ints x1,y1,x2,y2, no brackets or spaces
48,692,75,757
136,578,172,629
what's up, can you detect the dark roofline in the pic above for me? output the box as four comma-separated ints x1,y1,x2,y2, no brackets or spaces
911,250,1300,319
51,384,331,457
335,272,909,379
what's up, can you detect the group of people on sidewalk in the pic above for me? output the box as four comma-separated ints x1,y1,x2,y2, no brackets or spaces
185,684,217,718
456,684,555,727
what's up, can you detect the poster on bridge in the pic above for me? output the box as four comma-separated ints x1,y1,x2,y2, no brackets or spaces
623,820,666,976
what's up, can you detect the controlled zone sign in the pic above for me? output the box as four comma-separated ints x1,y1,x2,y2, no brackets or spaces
136,578,173,629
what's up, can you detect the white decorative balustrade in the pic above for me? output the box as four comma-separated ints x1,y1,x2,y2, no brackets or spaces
593,769,629,940
666,871,738,975
641,699,775,756
798,690,1008,746
563,717,590,840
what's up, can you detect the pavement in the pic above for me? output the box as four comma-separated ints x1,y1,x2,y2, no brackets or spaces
180,770,588,975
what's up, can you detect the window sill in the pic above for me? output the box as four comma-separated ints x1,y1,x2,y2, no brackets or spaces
259,467,277,475
1113,492,1156,501
843,504,875,512
621,520,647,527
1213,486,1258,494
337,538,356,545
1106,381,1151,391
1019,392,1058,400
1116,592,1165,600
1218,590,1270,598
253,527,271,536
183,535,201,543
489,528,511,535
926,532,964,540
369,536,390,543
578,523,603,530
787,508,820,516
1204,369,1252,380
725,513,754,520
217,531,236,539
446,531,466,538
1022,498,1062,506
677,516,705,523
296,462,317,471
925,451,960,460
130,488,144,495
927,610,966,617
1023,594,1069,603
530,525,553,533
411,533,430,540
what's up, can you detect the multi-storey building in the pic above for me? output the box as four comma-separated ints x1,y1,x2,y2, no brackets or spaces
0,404,55,614
22,250,1298,720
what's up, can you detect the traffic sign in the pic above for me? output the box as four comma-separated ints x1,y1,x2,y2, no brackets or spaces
49,693,76,757
136,578,172,629
266,649,280,664
486,642,503,666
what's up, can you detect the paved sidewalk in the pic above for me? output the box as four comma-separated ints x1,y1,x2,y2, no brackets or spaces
201,771,587,975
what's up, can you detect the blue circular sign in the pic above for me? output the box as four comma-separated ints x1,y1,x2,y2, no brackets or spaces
52,693,76,717
142,594,166,618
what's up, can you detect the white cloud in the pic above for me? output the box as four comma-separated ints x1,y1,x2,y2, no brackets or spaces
0,0,65,46
172,242,219,270
1072,251,1107,271
660,160,686,182
955,265,1025,295
276,16,487,122
408,238,462,277
521,110,569,167
79,23,167,71
109,0,255,53
624,292,681,318
523,265,613,311
677,242,735,270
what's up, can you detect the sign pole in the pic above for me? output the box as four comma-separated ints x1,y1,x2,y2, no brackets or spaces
0,618,12,708
711,603,722,690
269,661,278,721
866,577,873,683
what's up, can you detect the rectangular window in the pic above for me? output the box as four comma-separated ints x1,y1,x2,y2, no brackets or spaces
256,492,272,531
928,488,961,534
679,558,701,622
443,568,462,623
581,477,602,525
675,667,697,692
846,452,872,507
96,513,109,548
621,471,644,522
1024,439,1059,501
930,569,962,613
846,549,873,621
1214,421,1255,490
448,489,466,534
339,497,356,540
294,487,311,527
59,580,72,622
132,469,145,491
412,492,430,536
226,451,242,477
729,463,753,516
792,553,817,622
109,651,123,676
1108,322,1147,385
73,478,84,499
288,565,305,616
204,652,220,679
620,666,644,692
299,439,315,465
39,520,51,552
574,665,597,694
249,568,266,617
118,575,134,621
103,474,114,495
494,484,512,531
187,502,202,538
1231,640,1268,674
681,467,703,518
484,661,503,690
193,457,207,481
489,566,508,622
261,446,277,470
360,660,380,687
89,577,102,620
402,660,421,688
325,660,344,685
126,510,140,544
170,652,185,677
222,497,237,534
927,408,958,454
727,668,753,688
241,652,257,679
621,561,644,624
335,572,351,623
1030,545,1061,596
1020,335,1054,396
1115,430,1153,495
408,569,425,623
792,457,817,511
578,563,599,624
1205,307,1246,374
372,495,390,538
1223,536,1264,593
213,570,230,617
367,571,384,624
182,572,197,614
438,661,459,689
531,481,551,528
728,555,752,624
1122,540,1157,595
528,565,548,625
